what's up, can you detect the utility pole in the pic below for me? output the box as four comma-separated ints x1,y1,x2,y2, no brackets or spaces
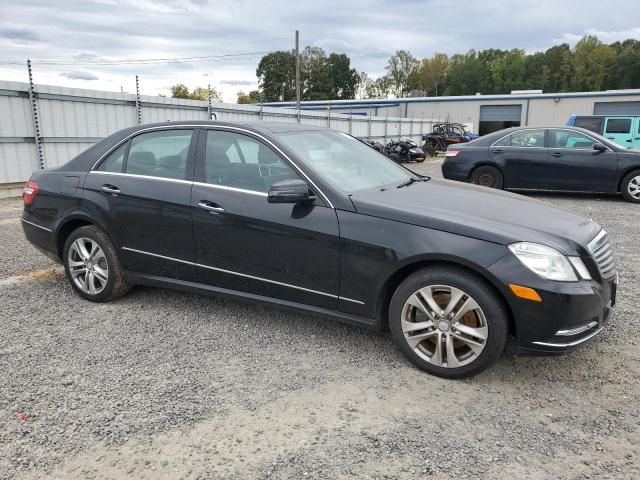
27,59,45,170
295,30,300,110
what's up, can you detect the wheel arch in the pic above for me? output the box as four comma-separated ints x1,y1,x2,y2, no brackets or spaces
55,214,118,260
376,257,517,337
617,166,640,193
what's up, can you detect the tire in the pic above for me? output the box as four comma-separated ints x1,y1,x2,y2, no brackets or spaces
389,266,508,379
620,170,640,203
422,142,437,157
63,225,131,302
470,165,503,189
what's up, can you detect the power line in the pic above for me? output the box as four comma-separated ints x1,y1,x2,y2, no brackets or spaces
0,51,270,66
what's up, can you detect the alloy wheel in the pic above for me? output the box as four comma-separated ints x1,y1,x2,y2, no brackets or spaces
628,175,640,200
68,237,109,294
401,284,488,368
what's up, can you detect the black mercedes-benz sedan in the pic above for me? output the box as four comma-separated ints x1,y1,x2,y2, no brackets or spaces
441,126,640,202
21,121,617,378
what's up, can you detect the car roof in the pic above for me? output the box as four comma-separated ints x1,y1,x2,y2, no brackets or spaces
57,120,329,172
122,120,328,135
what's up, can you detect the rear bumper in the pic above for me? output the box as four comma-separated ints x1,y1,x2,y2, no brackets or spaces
21,215,60,262
487,254,616,355
440,159,469,181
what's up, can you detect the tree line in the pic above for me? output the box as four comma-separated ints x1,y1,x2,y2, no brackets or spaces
169,35,640,103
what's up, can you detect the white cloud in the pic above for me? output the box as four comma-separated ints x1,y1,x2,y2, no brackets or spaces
1,0,639,102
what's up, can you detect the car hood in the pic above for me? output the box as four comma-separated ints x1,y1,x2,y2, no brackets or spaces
349,179,601,255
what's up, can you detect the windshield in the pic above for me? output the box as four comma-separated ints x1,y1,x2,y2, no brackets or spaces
276,130,412,192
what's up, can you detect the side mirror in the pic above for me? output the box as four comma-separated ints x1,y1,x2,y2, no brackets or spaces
593,143,607,152
268,179,315,204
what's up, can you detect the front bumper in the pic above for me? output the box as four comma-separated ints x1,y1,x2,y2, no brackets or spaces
487,253,616,355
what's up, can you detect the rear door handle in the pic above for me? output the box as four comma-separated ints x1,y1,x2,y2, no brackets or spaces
198,202,225,214
101,185,120,195
551,152,562,157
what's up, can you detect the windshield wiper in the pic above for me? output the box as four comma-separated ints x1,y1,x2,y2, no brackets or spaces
397,176,428,188
397,178,416,188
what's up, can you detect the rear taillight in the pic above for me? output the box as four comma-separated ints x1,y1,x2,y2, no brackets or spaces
444,150,460,157
23,180,39,205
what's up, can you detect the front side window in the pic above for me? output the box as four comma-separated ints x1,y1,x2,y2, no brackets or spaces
605,118,631,134
549,130,596,149
276,131,412,193
510,129,545,148
125,130,192,179
205,131,299,192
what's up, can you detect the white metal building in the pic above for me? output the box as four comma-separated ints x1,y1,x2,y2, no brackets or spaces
264,90,640,135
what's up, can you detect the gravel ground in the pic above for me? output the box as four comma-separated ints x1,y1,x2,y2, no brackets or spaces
1,159,638,480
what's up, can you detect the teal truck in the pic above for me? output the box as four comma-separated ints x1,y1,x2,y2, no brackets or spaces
567,115,640,149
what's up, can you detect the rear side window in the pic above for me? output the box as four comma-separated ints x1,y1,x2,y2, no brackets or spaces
510,129,545,148
126,130,193,179
97,143,126,172
574,117,603,133
605,119,632,134
492,134,510,147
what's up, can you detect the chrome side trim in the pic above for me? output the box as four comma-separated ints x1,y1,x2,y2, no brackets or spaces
121,247,192,265
89,124,334,208
21,217,53,232
90,171,271,197
89,170,193,185
555,321,598,337
121,246,364,305
192,181,268,197
532,326,604,348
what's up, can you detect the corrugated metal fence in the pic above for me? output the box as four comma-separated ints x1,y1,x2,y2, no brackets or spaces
0,80,440,196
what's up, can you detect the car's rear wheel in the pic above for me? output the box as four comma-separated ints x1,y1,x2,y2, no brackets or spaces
470,165,503,189
63,225,131,302
621,170,640,203
389,266,508,379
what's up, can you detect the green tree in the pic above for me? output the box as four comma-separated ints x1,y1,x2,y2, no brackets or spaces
256,50,296,102
365,76,393,99
573,35,615,91
445,50,490,95
385,50,418,97
327,52,358,99
237,90,261,104
170,84,221,101
605,39,640,89
356,71,369,99
407,53,448,96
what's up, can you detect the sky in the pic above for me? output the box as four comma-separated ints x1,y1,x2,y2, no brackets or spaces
0,0,639,102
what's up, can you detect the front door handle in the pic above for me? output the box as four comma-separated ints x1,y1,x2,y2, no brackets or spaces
198,202,225,214
551,152,562,157
101,185,120,195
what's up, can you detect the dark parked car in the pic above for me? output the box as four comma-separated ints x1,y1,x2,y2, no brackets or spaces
441,126,640,203
22,121,617,378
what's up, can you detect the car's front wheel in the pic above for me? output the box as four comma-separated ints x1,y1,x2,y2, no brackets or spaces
63,225,131,302
620,170,640,203
389,266,508,379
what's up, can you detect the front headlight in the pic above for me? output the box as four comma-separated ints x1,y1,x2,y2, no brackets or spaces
508,242,579,281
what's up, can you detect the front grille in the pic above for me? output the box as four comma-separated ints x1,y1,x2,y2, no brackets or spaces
588,230,616,279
